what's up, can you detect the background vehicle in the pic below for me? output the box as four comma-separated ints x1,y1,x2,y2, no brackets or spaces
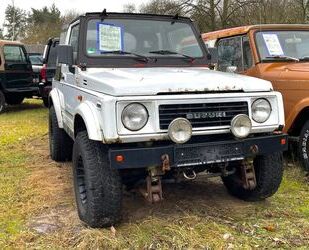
39,38,59,107
203,24,309,171
29,52,43,85
49,13,287,228
0,40,36,113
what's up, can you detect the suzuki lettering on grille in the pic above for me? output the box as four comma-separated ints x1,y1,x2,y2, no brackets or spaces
186,111,227,120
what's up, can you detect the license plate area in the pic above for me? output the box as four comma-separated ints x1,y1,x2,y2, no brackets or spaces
174,142,244,167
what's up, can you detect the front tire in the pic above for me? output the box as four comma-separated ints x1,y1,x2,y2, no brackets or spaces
72,131,122,228
49,105,73,162
222,153,283,201
0,90,5,113
298,120,309,172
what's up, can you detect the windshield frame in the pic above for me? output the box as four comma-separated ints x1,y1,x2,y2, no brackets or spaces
254,29,309,63
78,13,210,68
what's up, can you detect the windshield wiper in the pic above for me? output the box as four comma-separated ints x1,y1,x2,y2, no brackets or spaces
101,50,150,63
148,50,196,62
299,56,309,61
265,55,299,62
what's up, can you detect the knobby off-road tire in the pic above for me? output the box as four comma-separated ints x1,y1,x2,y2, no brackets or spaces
298,120,309,172
0,90,5,113
72,131,122,228
5,94,24,105
222,152,284,201
49,105,73,162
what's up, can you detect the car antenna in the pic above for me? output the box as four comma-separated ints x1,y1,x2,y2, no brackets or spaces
101,8,108,21
171,13,179,24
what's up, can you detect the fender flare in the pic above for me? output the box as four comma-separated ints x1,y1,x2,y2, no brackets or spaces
49,88,64,128
74,101,104,141
285,97,309,133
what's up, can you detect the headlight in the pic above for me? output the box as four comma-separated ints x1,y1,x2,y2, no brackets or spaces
231,114,252,138
121,103,149,131
252,98,272,123
168,118,192,144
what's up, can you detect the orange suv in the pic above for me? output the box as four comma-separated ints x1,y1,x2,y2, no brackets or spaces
203,25,309,171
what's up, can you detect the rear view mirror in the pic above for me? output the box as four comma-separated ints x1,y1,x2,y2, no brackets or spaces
57,45,73,66
208,47,218,64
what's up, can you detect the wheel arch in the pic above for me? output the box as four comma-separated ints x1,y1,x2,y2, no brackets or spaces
288,106,309,136
74,102,104,142
49,88,63,128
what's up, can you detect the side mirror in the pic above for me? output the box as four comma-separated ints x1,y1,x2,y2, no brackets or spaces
57,45,73,66
226,66,237,73
208,47,218,64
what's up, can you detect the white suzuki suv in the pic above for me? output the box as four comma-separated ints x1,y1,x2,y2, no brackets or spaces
48,12,287,228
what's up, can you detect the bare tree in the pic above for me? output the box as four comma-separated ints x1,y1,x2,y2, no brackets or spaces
294,0,309,23
140,0,309,32
140,0,185,15
123,3,137,13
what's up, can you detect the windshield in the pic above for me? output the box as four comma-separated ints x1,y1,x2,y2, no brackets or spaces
256,30,309,61
29,55,43,65
86,18,204,58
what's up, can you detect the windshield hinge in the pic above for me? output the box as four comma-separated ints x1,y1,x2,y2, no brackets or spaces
171,13,179,24
79,63,87,71
101,9,108,21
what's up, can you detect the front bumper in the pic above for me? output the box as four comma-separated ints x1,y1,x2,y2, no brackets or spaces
5,87,39,95
109,134,288,169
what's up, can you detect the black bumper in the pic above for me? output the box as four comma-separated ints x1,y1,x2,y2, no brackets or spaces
5,87,39,95
109,134,288,169
5,87,39,97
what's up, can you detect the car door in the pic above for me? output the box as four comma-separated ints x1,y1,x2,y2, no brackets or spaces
3,45,34,90
0,48,5,87
60,23,80,132
43,38,59,84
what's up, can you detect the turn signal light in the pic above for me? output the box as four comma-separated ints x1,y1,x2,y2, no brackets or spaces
116,155,124,163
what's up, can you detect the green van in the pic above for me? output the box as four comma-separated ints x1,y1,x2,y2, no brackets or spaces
0,40,36,113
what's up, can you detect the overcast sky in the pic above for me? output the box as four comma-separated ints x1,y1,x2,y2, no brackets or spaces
0,0,148,27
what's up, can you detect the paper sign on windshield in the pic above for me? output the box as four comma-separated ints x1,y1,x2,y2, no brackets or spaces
97,23,123,52
262,34,284,56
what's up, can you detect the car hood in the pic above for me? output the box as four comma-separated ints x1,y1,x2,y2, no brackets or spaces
258,62,309,76
81,67,273,96
283,62,309,72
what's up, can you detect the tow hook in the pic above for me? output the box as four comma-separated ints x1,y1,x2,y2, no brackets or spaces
161,154,171,172
183,169,197,180
240,160,257,190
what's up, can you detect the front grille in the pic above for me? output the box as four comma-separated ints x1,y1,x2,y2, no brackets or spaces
159,102,249,130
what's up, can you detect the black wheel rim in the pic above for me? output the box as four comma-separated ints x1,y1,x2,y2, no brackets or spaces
77,155,87,205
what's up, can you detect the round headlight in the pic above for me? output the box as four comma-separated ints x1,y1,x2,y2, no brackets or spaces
252,98,271,123
231,114,252,138
122,103,149,131
168,118,192,144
